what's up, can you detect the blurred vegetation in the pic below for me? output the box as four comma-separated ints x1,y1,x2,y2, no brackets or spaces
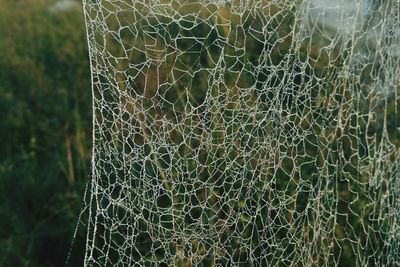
0,0,89,266
0,0,398,266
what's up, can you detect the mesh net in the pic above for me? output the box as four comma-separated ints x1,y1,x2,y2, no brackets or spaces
79,0,400,265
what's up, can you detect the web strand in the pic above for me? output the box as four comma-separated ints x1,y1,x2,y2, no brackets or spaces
80,0,399,266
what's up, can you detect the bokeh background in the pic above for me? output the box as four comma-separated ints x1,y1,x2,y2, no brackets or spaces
0,0,89,266
0,0,398,266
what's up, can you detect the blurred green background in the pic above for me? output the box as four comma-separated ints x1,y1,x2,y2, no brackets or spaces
0,0,398,266
0,0,89,266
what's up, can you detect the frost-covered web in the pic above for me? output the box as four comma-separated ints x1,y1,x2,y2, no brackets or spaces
80,0,399,266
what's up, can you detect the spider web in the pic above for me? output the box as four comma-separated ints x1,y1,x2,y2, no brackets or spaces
79,0,399,265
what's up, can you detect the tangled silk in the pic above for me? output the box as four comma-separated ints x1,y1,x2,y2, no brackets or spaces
79,0,399,266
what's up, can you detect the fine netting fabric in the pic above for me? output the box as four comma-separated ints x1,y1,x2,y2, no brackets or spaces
80,0,399,266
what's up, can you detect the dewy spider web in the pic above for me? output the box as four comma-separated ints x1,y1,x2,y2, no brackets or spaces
79,0,399,265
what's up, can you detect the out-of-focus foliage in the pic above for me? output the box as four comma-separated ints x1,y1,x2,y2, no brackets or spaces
0,0,90,266
0,0,398,266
